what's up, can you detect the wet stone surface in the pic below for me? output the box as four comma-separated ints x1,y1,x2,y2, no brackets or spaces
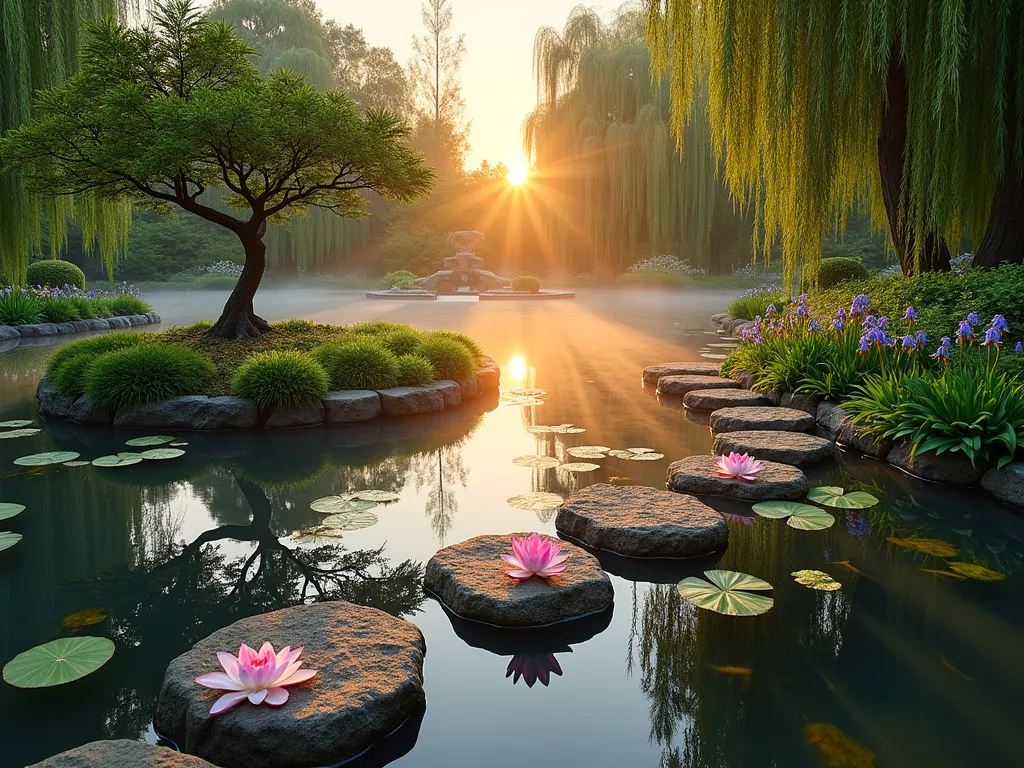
712,430,836,466
29,741,213,767
683,388,773,411
708,406,817,434
666,455,809,501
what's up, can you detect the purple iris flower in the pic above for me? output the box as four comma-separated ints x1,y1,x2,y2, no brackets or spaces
862,315,877,329
1016,342,1024,354
858,337,870,354
853,294,870,310
982,327,1003,346
808,319,821,332
958,320,974,339
904,306,917,321
796,303,809,317
766,303,778,317
835,308,847,320
901,334,917,349
967,311,980,326
916,330,927,347
833,319,845,332
931,345,950,362
992,314,1008,332
941,336,953,349
878,316,889,330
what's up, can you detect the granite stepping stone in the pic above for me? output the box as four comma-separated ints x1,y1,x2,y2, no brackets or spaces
709,406,817,434
424,533,613,627
30,741,213,767
642,361,722,384
683,388,772,411
712,430,836,466
656,375,739,396
555,483,728,558
154,602,426,768
666,455,808,500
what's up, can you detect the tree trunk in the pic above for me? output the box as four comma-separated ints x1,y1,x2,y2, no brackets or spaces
878,44,951,275
209,229,272,339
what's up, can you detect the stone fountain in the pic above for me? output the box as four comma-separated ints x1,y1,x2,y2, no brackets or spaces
414,231,510,294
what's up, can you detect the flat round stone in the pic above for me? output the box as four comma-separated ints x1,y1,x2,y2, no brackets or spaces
657,375,739,396
712,430,836,466
666,455,808,500
709,406,816,433
424,533,613,627
642,362,721,384
683,388,772,410
555,483,728,558
30,741,213,767
154,602,425,768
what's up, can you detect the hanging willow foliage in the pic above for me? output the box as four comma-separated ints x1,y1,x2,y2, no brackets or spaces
0,0,135,282
645,0,1024,283
522,5,720,273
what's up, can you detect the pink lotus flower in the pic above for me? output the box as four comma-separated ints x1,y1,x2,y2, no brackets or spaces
713,452,765,482
195,642,317,715
501,533,569,580
506,653,564,687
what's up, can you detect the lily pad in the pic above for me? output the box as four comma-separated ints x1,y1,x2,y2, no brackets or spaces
345,490,401,502
322,510,379,531
607,450,636,459
527,425,554,434
0,503,25,522
752,501,835,530
0,531,22,552
0,428,41,439
807,486,878,509
309,496,378,515
571,446,611,453
139,448,185,460
292,525,346,544
792,570,842,591
629,452,665,461
2,636,115,688
62,461,91,467
566,449,606,459
512,455,561,469
61,608,108,629
677,570,774,616
947,562,1007,582
628,448,655,454
559,462,600,472
92,454,143,468
124,435,177,447
0,420,33,428
887,537,960,558
560,427,586,434
14,451,80,466
507,492,565,511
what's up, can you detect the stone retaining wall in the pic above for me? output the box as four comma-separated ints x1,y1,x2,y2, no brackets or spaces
1,312,161,339
36,355,501,431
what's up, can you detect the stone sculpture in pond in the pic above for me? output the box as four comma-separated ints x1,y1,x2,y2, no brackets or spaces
414,231,511,294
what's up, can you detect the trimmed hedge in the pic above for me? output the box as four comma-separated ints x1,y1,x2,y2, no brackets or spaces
26,260,86,289
85,345,216,408
231,350,328,408
816,257,869,289
511,275,541,293
311,339,401,390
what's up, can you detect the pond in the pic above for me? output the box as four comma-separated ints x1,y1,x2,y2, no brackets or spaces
1,288,1021,768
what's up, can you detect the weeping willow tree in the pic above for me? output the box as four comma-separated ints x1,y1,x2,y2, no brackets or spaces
0,0,135,283
522,5,722,273
645,0,1024,282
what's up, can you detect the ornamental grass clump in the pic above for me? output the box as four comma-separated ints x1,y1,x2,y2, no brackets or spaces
727,284,787,320
0,288,43,325
231,350,328,408
47,332,150,395
428,329,482,357
85,345,216,408
395,354,435,386
36,296,81,323
380,327,424,356
105,295,152,316
415,333,477,380
310,340,399,390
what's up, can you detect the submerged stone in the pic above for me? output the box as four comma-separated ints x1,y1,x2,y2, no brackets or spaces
263,401,325,429
656,375,739,396
642,362,721,384
683,388,772,411
555,483,728,558
424,533,613,627
709,406,816,434
981,462,1024,507
154,602,426,768
30,740,213,767
377,386,445,416
713,430,836,466
667,455,808,500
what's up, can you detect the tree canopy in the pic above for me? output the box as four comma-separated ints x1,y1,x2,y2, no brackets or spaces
0,0,431,337
645,0,1024,283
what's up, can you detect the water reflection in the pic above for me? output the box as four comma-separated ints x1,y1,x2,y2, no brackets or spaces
505,653,565,687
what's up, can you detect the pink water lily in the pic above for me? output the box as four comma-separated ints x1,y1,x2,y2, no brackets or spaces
501,533,569,580
713,452,765,482
195,642,317,715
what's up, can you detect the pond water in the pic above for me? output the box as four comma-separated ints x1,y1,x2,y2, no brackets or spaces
1,288,1021,768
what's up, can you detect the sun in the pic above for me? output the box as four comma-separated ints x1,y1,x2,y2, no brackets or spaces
507,166,529,186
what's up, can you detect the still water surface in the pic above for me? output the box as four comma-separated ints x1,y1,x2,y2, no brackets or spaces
0,288,1021,767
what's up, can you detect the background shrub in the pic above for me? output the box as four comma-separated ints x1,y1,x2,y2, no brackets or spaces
37,296,81,323
616,271,695,289
0,289,43,325
46,332,149,392
815,257,869,289
511,275,541,293
85,345,216,408
395,354,435,386
382,270,417,290
415,335,476,380
26,260,86,289
728,285,788,320
311,340,400,390
381,327,423,356
105,295,152,316
231,350,328,408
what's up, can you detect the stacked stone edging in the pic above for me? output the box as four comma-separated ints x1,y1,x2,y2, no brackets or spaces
1,312,160,340
38,355,501,430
